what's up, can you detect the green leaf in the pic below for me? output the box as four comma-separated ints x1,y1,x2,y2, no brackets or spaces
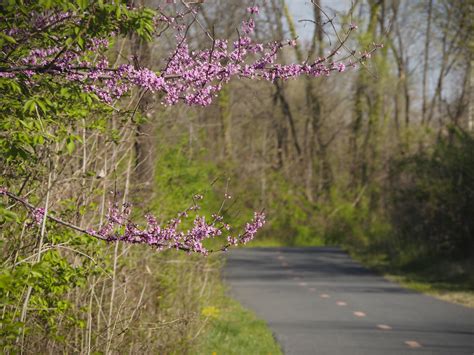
40,0,54,9
30,270,43,278
77,35,84,49
33,134,45,145
23,99,36,114
115,4,121,19
0,207,19,224
66,138,75,154
77,0,89,9
0,33,17,44
35,98,47,114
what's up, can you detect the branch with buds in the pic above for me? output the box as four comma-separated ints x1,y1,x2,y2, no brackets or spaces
0,4,381,106
0,187,265,255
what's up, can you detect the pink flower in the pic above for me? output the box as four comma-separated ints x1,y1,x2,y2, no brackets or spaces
79,199,266,254
247,6,259,15
32,207,45,225
242,19,255,34
1,6,371,108
337,63,346,72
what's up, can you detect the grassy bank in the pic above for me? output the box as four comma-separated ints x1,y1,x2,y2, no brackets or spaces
197,257,281,355
350,250,474,308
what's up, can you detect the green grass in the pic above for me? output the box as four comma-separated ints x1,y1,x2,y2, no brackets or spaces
196,270,282,355
241,236,324,248
241,237,287,248
384,274,474,308
351,250,474,308
197,297,282,355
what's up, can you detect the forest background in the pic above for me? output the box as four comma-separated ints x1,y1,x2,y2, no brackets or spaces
0,0,472,353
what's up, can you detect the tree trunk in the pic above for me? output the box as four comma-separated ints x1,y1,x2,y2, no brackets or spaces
131,37,155,195
421,0,433,125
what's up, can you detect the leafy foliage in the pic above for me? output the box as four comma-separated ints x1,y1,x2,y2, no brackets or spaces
389,129,474,259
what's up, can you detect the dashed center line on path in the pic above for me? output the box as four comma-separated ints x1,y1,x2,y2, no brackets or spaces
225,249,474,354
405,340,422,348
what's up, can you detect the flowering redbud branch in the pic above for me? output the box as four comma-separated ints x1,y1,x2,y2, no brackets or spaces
1,188,108,240
0,5,381,106
0,187,265,255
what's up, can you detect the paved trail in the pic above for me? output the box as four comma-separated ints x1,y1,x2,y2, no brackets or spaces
224,247,474,355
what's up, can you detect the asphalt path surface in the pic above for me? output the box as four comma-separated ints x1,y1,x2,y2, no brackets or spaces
224,247,474,355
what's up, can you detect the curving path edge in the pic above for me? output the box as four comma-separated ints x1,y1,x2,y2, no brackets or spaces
224,247,474,355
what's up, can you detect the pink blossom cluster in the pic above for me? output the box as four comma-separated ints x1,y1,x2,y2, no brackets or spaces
1,187,45,225
0,187,266,254
0,5,369,106
241,212,266,245
32,207,45,225
86,202,266,254
247,6,260,15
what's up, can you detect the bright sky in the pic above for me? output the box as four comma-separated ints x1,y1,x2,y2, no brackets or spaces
287,0,353,39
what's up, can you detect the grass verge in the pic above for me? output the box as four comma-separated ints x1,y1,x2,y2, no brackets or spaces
351,250,474,308
196,257,282,355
